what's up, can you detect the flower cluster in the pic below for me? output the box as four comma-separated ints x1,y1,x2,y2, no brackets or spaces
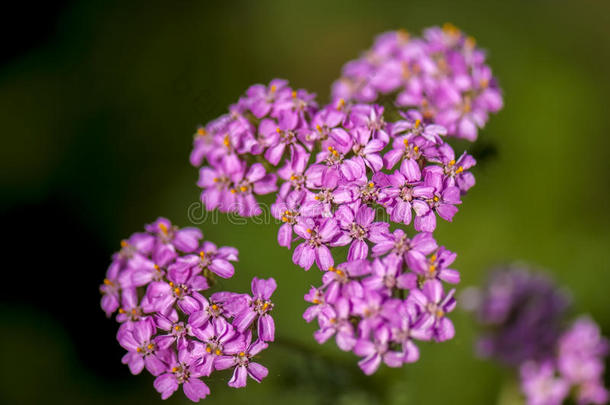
469,266,608,405
190,25,501,376
331,24,503,141
99,217,276,402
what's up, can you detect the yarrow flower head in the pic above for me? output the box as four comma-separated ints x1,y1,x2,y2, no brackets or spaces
100,218,276,402
188,26,503,375
331,24,503,141
467,265,608,405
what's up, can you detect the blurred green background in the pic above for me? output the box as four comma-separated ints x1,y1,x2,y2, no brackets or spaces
1,0,609,404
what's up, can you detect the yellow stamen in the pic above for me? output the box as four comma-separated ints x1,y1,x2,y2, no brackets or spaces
154,264,160,270
239,351,246,357
199,251,205,260
147,343,154,350
131,308,137,315
442,22,460,36
465,36,476,49
335,269,344,277
430,254,437,262
415,119,421,128
290,175,297,180
306,229,312,234
436,309,445,318
120,240,128,248
240,186,248,192
174,287,181,295
413,146,419,152
197,127,206,136
136,347,142,353
276,127,281,133
104,278,113,285
262,302,270,311
211,304,219,310
158,223,168,235
172,367,179,372
368,182,374,187
433,196,440,202
312,298,321,304
281,216,288,222
291,91,297,98
429,264,436,273
397,28,409,42
336,98,345,110
328,266,335,272
223,135,231,147
174,325,181,331
230,188,237,194
448,159,456,166
215,349,222,355
169,281,174,287
118,308,126,314
270,85,277,93
316,124,322,132
456,166,464,174
206,347,212,353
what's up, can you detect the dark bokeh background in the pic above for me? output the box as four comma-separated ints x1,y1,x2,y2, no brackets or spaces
1,1,609,404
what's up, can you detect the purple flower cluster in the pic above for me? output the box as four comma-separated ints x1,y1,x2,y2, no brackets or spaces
470,266,608,405
331,24,503,141
189,26,502,375
99,218,276,402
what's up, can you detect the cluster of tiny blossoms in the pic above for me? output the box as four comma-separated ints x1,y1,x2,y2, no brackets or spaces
471,267,608,405
100,217,276,402
190,26,501,375
332,24,503,141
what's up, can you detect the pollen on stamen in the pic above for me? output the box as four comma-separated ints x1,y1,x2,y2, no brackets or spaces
316,124,322,132
147,343,154,350
448,159,456,166
306,229,312,234
158,223,169,235
433,196,440,202
215,349,222,355
211,304,219,311
415,119,421,128
240,186,248,192
276,127,281,133
196,127,206,136
104,278,113,285
120,240,128,248
291,91,297,98
199,251,205,260
368,182,374,188
336,98,345,110
172,367,179,373
239,351,246,357
270,84,277,93
206,347,212,353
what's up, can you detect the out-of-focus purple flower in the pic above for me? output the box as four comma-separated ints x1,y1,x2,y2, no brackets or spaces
470,265,609,404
